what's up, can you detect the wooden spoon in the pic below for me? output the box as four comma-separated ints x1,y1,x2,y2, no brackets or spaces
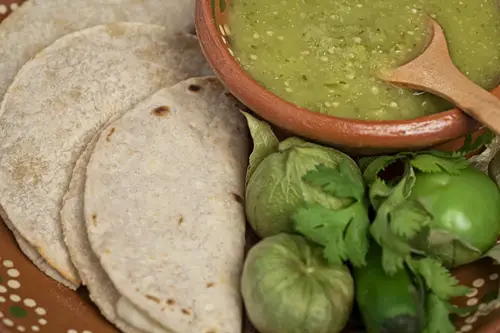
381,19,500,134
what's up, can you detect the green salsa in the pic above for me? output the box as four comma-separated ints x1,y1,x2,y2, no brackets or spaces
229,0,500,120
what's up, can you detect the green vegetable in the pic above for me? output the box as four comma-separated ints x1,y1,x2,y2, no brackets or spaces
243,113,369,265
354,242,426,333
292,163,370,266
241,233,355,333
359,150,500,332
363,151,500,272
355,242,472,333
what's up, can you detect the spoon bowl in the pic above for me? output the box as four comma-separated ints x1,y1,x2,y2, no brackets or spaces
382,19,500,135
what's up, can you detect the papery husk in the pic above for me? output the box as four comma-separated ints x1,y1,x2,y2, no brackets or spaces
469,135,500,174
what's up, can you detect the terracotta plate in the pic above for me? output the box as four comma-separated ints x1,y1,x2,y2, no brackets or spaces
0,1,499,333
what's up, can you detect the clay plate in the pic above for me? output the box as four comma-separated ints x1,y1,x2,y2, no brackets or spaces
195,0,500,155
0,1,499,333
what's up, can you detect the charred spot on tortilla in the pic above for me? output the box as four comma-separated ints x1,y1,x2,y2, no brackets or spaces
178,215,184,225
167,299,176,305
231,192,244,205
188,84,202,92
106,127,116,142
181,308,192,315
146,294,161,304
206,330,217,333
91,213,97,226
206,282,215,288
152,105,171,117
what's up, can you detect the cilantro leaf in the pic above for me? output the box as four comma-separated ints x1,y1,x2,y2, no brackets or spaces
367,177,393,210
293,201,370,267
424,294,455,333
293,203,335,245
459,131,494,155
343,201,371,266
302,160,365,201
369,165,419,274
409,258,470,299
362,154,409,185
390,200,432,239
381,247,408,274
293,203,348,265
410,153,468,175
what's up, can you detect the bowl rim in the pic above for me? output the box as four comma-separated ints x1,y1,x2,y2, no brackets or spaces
195,0,500,151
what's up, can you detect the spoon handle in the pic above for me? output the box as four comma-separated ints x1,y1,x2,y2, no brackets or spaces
443,71,500,135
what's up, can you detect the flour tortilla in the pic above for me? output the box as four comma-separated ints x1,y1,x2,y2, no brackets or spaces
84,77,248,333
0,22,211,289
0,0,195,103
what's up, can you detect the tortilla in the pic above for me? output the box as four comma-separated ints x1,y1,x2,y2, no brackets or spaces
84,77,249,333
0,22,211,289
62,132,157,333
0,0,196,103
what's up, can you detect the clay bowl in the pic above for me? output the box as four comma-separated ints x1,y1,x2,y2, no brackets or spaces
195,0,500,155
0,1,499,333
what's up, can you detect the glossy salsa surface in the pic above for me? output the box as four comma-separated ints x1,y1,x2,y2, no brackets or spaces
229,0,500,121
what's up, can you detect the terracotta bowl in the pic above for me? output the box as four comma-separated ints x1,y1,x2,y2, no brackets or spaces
195,0,500,155
0,2,499,333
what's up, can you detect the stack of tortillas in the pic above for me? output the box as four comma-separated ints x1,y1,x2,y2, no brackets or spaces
0,1,249,333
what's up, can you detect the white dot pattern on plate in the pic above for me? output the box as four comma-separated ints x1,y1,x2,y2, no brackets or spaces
466,298,479,306
8,279,21,289
465,316,477,324
83,330,93,333
34,307,46,316
67,330,78,333
460,324,473,332
472,278,485,288
459,311,471,318
465,288,478,297
0,258,51,331
3,318,14,327
489,273,499,281
23,298,36,308
3,260,13,268
0,311,3,318
9,3,18,10
0,4,7,14
7,268,20,278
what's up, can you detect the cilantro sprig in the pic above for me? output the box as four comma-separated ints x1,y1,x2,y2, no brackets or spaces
292,159,370,267
361,150,471,273
361,150,476,333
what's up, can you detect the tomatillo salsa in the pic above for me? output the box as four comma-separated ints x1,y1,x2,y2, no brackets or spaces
229,0,500,120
